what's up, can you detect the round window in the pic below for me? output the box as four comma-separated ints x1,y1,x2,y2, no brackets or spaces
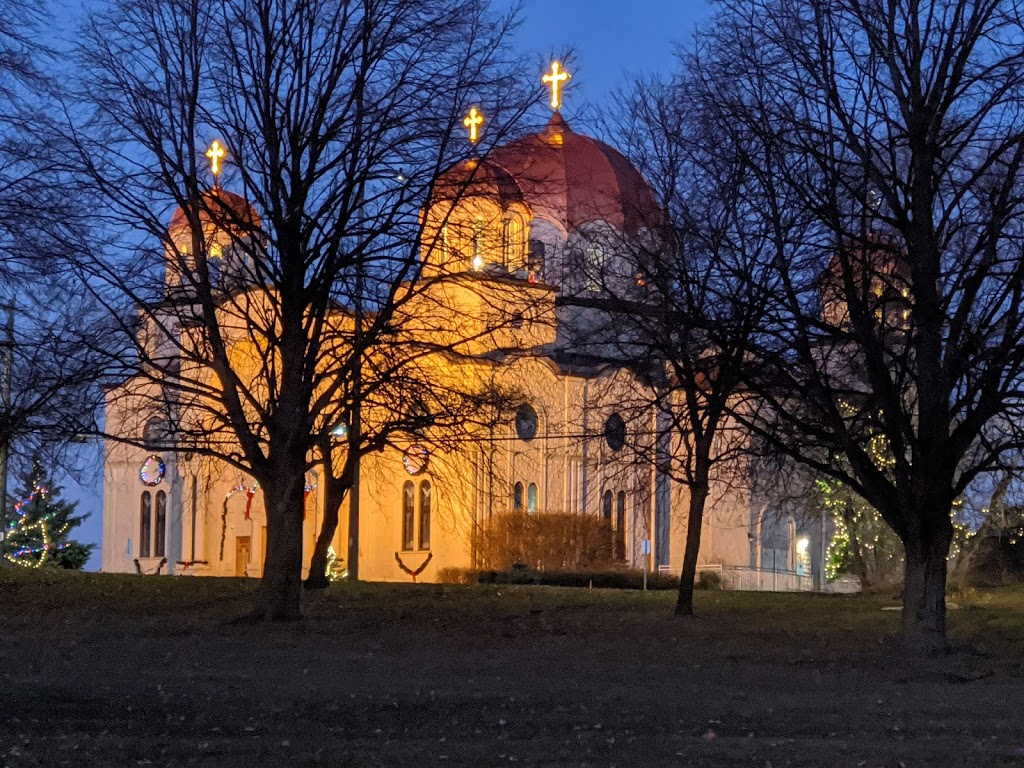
515,404,538,442
604,413,626,452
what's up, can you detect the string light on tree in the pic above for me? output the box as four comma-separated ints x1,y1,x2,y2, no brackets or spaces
325,546,347,581
3,486,61,569
2,468,92,569
542,61,571,111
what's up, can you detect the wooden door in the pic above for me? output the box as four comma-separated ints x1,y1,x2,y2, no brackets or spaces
235,536,251,577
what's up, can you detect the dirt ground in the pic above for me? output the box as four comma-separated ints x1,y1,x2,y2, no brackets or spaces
1,572,1023,768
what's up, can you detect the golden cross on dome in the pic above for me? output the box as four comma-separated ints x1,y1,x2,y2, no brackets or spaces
463,107,484,145
205,140,226,182
542,61,571,111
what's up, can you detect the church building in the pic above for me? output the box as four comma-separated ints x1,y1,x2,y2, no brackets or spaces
101,63,822,588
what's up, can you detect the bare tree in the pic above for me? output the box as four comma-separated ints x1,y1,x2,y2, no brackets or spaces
0,1,110,540
63,0,530,618
596,74,779,615
690,0,1024,650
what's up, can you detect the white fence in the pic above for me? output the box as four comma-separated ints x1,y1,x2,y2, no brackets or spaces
657,563,858,593
695,563,815,593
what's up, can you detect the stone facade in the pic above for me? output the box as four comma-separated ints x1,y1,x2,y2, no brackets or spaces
102,115,820,586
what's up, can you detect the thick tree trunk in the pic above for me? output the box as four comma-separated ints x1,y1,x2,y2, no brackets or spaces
254,474,306,620
900,514,953,653
304,476,349,590
676,458,712,616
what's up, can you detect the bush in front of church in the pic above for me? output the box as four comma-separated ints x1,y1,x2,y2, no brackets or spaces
478,510,620,572
437,567,678,590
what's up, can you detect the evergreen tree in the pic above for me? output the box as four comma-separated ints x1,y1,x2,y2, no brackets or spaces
2,464,93,569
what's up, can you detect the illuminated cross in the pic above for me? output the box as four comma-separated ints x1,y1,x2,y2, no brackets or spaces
542,61,571,111
463,107,484,145
205,140,226,182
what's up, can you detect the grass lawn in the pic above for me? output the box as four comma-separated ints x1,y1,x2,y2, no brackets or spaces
1,569,1023,767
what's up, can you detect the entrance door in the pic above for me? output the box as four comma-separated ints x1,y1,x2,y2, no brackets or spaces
235,536,251,577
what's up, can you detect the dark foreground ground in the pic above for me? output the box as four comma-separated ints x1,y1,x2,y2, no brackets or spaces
1,571,1023,768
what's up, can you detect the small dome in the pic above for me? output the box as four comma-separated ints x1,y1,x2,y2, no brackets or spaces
169,188,261,236
488,114,661,234
431,157,525,210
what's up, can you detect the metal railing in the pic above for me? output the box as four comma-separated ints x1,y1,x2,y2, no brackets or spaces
715,564,814,592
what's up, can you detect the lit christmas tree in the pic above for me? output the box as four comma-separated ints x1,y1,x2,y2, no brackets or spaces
2,464,93,570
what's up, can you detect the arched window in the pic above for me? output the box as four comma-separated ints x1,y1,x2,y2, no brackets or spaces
142,418,164,450
503,216,523,269
401,481,415,551
601,489,614,561
615,491,627,561
139,492,152,558
154,491,167,558
527,483,538,514
513,482,524,511
208,243,223,288
528,239,546,274
472,216,486,261
418,481,432,550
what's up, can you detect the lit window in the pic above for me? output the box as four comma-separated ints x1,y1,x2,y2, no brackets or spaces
401,481,415,551
418,481,431,550
527,483,538,514
503,217,524,269
139,492,152,558
155,491,167,558
472,216,485,262
615,492,626,560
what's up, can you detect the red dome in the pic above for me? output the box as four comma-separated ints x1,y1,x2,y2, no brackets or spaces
487,114,661,234
169,188,261,235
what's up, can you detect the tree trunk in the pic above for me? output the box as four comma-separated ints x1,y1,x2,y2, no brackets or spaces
254,474,306,620
304,475,349,590
676,457,712,616
900,514,953,653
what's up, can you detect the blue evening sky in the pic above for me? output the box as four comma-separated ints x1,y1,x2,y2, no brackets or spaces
55,0,711,569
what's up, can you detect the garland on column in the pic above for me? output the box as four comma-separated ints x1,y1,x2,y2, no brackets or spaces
303,483,316,520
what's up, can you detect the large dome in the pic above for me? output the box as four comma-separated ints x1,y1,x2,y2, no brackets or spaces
169,188,261,236
487,113,661,234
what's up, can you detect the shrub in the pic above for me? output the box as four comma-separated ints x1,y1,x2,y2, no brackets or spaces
441,567,678,590
478,510,618,571
695,570,723,591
